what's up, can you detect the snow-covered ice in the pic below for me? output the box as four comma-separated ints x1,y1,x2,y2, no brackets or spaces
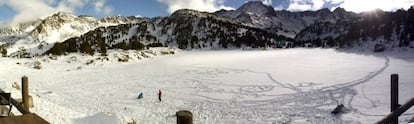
0,48,413,123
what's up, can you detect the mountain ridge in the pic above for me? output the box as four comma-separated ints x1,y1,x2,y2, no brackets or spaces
1,1,413,58
214,1,357,38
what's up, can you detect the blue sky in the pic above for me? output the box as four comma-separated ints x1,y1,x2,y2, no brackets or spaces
1,0,414,24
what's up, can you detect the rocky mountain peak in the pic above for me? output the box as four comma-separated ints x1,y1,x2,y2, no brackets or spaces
172,9,200,16
333,7,346,14
99,15,142,24
237,1,275,16
0,12,83,36
215,1,275,18
170,9,212,18
215,1,360,38
44,12,77,23
31,12,80,36
317,8,331,14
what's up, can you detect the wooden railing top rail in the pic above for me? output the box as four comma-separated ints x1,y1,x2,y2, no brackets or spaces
0,88,31,114
376,98,414,124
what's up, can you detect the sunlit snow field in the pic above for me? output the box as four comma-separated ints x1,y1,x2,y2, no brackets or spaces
0,48,413,123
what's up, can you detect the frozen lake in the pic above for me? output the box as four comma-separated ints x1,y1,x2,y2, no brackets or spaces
0,48,413,123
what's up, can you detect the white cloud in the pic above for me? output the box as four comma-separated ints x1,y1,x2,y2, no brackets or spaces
157,0,234,14
94,0,113,15
103,6,113,15
312,0,324,9
0,0,113,24
287,3,311,11
274,5,284,10
338,0,414,12
287,0,325,11
0,0,61,24
94,0,104,12
286,0,414,12
44,0,56,4
261,0,272,6
56,0,88,13
325,0,344,4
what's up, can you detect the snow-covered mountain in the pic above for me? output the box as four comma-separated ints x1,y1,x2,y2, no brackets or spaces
45,9,287,56
1,1,413,58
295,8,414,50
215,1,357,38
216,1,413,50
0,12,140,57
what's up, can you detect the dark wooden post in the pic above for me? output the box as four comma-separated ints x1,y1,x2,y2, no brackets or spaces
176,110,192,124
391,74,399,124
22,76,30,111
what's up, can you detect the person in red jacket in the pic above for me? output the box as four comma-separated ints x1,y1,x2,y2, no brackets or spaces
158,89,162,102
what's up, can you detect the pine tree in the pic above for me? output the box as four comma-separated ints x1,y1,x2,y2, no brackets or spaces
48,43,65,55
80,41,94,55
67,40,79,52
116,41,129,50
1,48,7,57
130,40,145,50
97,40,107,56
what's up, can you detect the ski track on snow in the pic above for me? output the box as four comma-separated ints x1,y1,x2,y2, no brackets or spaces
7,50,405,123
171,55,391,123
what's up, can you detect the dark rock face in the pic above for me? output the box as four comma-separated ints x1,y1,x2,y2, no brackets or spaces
374,44,386,52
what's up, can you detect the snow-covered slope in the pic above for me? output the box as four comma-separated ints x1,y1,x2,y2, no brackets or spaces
0,12,140,57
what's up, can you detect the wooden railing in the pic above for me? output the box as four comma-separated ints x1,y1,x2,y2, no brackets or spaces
376,98,414,124
0,76,49,124
376,74,414,124
0,76,31,115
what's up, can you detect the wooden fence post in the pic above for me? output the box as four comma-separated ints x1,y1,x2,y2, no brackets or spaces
176,110,192,124
22,76,30,111
391,74,399,124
